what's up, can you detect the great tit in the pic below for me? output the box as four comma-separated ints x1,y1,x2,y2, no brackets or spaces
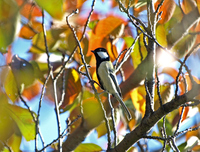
92,47,132,120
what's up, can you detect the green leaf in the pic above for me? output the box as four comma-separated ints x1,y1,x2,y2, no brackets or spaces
172,34,196,58
158,118,173,135
11,55,35,88
35,0,63,20
5,104,36,141
0,0,20,50
74,143,102,152
4,69,18,102
30,29,65,53
156,24,168,47
124,35,147,69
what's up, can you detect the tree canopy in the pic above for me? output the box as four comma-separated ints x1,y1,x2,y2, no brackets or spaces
1,0,200,151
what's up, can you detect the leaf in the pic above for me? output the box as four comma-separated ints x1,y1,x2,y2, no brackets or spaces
19,21,43,39
68,106,82,133
0,0,20,49
74,143,102,152
179,106,189,122
154,85,173,110
88,16,125,51
64,0,87,11
156,24,168,47
6,133,22,152
22,81,42,100
16,0,42,19
185,125,200,141
130,85,146,117
30,29,66,53
161,67,178,80
5,104,36,141
35,0,63,20
10,55,35,89
46,68,82,108
197,0,200,14
172,34,196,58
182,0,197,14
158,118,173,135
129,34,147,68
82,97,104,129
154,0,176,24
4,69,18,102
0,93,16,142
61,69,82,108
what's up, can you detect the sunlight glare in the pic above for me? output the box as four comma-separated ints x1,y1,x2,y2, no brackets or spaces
157,49,174,67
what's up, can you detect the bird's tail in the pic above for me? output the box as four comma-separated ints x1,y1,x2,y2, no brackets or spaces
114,93,132,121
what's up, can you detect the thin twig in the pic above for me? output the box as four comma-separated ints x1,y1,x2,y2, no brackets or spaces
36,71,51,151
115,33,140,72
107,94,117,147
41,10,62,151
38,115,81,152
156,67,163,108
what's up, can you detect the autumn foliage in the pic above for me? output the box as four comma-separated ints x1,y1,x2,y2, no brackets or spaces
1,0,200,151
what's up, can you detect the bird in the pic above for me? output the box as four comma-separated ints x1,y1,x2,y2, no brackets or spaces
91,47,132,120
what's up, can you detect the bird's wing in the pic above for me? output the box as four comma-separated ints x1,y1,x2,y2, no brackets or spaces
108,69,122,97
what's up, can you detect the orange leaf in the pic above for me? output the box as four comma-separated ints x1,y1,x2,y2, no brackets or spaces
192,145,200,151
19,21,43,39
88,16,126,51
61,69,82,108
95,16,125,37
182,0,197,14
179,106,189,122
197,0,200,14
64,0,86,12
161,67,178,80
16,0,42,19
186,125,200,140
155,0,176,24
22,81,41,100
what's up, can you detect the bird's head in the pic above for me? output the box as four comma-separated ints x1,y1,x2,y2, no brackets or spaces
91,47,110,61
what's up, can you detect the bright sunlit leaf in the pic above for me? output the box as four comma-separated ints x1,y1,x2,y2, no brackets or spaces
5,104,36,141
35,0,63,20
173,34,196,59
179,106,189,122
6,133,22,152
130,86,146,117
74,143,102,152
155,0,176,24
82,97,104,129
156,24,168,47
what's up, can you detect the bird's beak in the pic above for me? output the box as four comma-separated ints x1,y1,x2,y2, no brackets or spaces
91,50,94,53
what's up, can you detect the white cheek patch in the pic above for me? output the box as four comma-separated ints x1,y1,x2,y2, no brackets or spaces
97,52,108,59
